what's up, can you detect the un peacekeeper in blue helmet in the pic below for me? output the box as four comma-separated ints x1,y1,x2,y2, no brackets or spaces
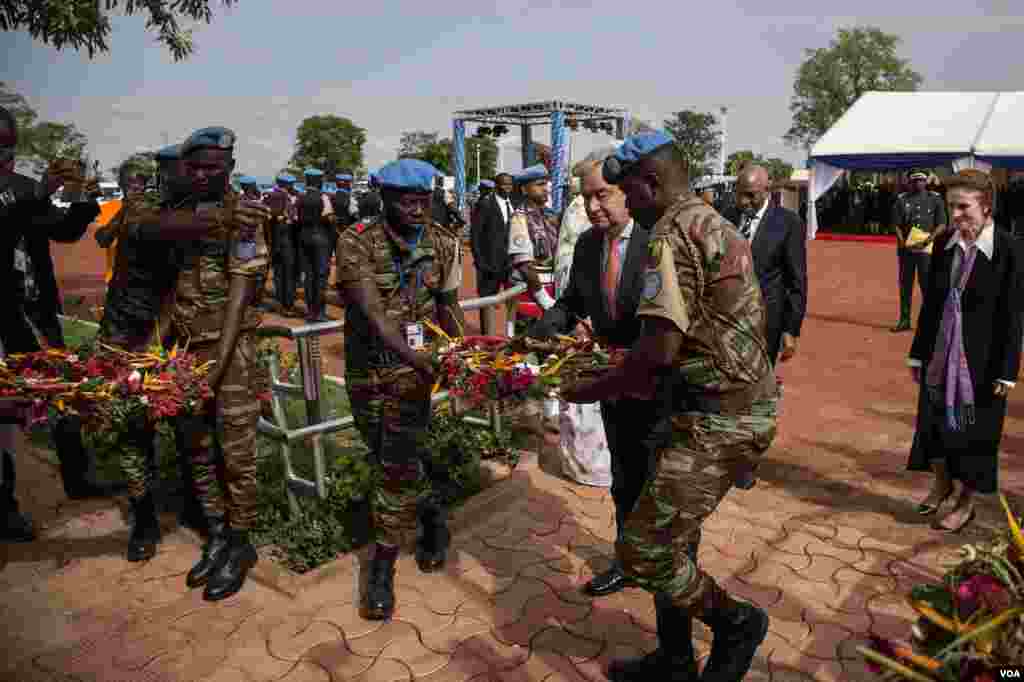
334,158,466,623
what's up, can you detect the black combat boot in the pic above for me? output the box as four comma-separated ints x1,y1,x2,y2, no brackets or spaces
186,516,230,588
126,492,162,562
607,595,699,681
1,451,35,543
415,504,450,573
203,529,259,601
362,544,399,620
693,579,770,681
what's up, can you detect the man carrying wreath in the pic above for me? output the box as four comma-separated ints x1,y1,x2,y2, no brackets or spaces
334,158,465,621
561,132,778,681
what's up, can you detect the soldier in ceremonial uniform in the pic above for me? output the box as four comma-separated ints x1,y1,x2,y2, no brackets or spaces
562,132,778,681
335,159,464,621
891,170,947,332
297,168,335,322
94,151,191,560
119,126,271,599
265,174,300,315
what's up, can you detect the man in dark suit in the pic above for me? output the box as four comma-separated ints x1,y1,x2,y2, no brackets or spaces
471,172,516,297
527,156,696,598
471,172,516,334
728,164,808,489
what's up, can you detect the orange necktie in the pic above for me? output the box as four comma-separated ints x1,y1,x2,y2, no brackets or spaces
605,235,622,319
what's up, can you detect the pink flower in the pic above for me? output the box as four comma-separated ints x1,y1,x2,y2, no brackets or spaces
957,575,1010,615
125,370,142,394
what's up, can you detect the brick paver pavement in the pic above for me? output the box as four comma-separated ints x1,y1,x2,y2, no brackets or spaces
3,239,1021,681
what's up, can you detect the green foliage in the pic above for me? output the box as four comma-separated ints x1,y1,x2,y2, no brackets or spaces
663,109,721,179
763,157,795,184
291,115,367,177
726,150,760,176
1,82,89,175
785,26,923,151
396,131,498,183
0,1,237,61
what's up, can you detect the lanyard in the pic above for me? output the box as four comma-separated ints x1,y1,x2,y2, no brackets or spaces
393,224,426,301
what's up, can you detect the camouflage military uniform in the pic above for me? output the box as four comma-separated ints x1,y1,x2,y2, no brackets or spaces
623,194,778,609
172,191,269,531
99,191,181,500
335,218,462,547
892,189,947,326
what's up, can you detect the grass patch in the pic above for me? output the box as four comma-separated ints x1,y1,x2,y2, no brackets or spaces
43,317,528,574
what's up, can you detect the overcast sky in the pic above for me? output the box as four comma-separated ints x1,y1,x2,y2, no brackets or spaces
2,0,1022,179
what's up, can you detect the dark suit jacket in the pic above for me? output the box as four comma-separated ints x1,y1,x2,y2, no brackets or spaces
470,194,513,276
910,227,1023,397
528,224,650,347
726,205,808,361
1,173,98,353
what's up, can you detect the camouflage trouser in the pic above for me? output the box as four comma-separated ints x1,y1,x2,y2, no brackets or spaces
618,395,777,608
177,335,261,530
346,365,435,547
120,418,157,500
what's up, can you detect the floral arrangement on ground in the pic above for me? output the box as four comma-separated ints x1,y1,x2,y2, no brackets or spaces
861,494,1024,681
425,319,628,408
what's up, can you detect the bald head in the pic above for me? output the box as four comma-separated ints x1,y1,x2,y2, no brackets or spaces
736,164,771,215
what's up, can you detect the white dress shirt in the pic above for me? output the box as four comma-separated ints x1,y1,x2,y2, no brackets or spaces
742,198,771,241
496,195,514,224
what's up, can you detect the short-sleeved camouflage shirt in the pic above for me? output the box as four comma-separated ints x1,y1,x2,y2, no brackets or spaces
335,218,462,370
172,191,270,344
636,194,772,394
99,192,180,349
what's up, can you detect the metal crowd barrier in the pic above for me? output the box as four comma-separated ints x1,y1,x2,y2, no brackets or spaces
255,283,528,513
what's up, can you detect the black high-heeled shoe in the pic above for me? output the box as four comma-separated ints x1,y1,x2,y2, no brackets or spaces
915,488,953,516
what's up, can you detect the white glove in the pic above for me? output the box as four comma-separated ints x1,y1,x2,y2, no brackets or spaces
534,289,556,310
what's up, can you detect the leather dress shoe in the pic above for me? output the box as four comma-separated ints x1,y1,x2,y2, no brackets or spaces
584,566,629,597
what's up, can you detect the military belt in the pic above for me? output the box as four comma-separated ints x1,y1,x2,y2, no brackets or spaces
366,348,404,369
684,373,777,415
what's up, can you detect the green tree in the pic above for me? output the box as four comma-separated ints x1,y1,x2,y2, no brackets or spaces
0,81,38,158
26,120,88,175
663,109,721,179
2,81,90,175
1,1,237,61
397,130,448,173
727,150,762,175
290,115,366,178
785,26,922,151
115,151,157,181
763,157,795,183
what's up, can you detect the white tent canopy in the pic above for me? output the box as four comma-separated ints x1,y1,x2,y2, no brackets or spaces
805,91,1024,238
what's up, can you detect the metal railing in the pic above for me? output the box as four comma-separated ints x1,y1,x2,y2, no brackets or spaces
255,283,528,514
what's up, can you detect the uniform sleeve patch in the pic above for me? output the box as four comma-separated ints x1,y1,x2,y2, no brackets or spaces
642,270,662,300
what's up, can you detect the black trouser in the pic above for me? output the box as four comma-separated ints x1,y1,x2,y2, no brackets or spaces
299,226,333,318
272,221,297,308
291,224,306,288
897,247,931,323
476,270,504,335
600,398,659,546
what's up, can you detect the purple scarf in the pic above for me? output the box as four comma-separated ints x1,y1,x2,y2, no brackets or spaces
926,244,979,431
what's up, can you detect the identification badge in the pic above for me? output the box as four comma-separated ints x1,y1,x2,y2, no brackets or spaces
405,323,425,350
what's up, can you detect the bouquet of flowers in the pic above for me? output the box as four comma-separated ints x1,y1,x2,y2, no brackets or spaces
0,342,215,432
423,319,628,408
859,495,1024,681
